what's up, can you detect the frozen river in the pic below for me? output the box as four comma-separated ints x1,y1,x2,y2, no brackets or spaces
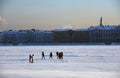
0,45,120,78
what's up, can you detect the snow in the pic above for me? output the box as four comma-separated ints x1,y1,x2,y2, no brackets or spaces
1,70,120,78
89,25,118,30
0,45,120,78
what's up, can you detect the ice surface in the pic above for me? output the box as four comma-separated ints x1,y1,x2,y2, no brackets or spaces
0,45,120,78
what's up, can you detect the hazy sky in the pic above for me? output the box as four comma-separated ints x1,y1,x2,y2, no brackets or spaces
0,0,120,31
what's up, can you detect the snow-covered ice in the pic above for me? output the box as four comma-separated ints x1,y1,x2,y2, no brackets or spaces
0,45,120,78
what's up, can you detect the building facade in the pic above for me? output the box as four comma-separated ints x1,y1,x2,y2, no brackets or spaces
0,17,120,45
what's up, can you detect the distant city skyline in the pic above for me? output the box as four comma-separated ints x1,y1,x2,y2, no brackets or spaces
0,0,120,31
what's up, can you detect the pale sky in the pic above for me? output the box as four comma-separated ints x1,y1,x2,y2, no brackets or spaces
0,0,120,31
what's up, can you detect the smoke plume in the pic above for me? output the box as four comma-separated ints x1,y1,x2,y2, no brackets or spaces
0,16,7,26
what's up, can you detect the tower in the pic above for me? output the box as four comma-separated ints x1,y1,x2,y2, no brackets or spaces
100,17,103,26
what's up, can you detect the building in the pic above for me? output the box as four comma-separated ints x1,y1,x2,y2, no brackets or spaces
0,17,119,45
16,30,27,44
72,29,90,43
89,17,120,44
44,31,54,43
1,30,18,44
0,32,4,43
53,29,73,43
53,29,90,43
33,30,46,43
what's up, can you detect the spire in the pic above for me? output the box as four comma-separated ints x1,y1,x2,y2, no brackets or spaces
100,17,103,26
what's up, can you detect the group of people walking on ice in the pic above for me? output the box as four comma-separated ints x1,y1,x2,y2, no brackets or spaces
29,52,63,63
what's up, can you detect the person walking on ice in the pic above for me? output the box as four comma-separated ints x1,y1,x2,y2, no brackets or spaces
59,52,63,59
49,52,53,59
29,54,32,63
29,54,34,63
42,52,45,60
31,54,34,63
56,52,59,59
